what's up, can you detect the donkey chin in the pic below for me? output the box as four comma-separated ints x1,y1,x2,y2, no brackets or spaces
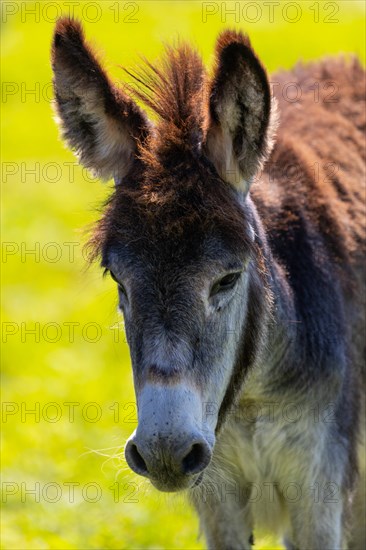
124,383,216,492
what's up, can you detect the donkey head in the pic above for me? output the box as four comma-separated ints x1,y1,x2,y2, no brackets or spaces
52,19,276,492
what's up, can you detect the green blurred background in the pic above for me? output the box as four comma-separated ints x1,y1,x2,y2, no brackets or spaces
1,1,365,548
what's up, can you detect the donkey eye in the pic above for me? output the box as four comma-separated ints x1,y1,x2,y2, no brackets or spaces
104,269,127,297
210,272,241,297
109,270,119,283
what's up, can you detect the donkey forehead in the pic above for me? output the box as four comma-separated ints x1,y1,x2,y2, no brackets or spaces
102,156,254,259
102,189,253,277
105,234,246,279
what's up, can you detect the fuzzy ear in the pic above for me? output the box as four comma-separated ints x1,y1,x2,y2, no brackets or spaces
51,17,150,182
204,30,277,194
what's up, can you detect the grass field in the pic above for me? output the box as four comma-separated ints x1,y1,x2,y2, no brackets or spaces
1,1,365,548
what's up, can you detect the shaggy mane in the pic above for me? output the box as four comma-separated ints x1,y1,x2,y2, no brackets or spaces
123,42,208,151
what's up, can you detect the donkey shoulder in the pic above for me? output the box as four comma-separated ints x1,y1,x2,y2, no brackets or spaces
252,56,365,273
249,57,365,377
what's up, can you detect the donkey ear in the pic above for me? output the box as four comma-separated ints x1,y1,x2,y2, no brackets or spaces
51,18,150,182
204,30,277,194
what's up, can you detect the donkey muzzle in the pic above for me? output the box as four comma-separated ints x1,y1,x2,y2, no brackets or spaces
124,383,214,491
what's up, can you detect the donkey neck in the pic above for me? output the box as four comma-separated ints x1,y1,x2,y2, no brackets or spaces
242,195,299,397
216,195,299,429
243,191,346,403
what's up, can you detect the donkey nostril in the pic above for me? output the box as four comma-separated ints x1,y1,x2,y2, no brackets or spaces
127,443,148,476
182,442,210,475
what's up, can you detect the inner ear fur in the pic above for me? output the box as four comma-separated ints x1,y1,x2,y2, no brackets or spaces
51,17,150,181
204,30,277,193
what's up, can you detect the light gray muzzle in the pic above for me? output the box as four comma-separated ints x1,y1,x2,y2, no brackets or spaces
125,383,214,491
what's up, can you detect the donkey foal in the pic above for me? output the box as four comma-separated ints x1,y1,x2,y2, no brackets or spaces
51,18,365,549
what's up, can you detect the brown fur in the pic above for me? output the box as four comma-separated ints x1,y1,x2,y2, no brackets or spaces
258,56,366,263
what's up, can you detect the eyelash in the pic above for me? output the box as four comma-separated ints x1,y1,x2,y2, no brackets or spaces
210,272,242,297
103,268,127,297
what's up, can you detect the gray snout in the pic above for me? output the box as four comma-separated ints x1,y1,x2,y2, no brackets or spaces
125,432,211,487
124,383,214,491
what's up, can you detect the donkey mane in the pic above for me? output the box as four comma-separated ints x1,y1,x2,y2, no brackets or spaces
123,29,275,169
124,42,207,152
